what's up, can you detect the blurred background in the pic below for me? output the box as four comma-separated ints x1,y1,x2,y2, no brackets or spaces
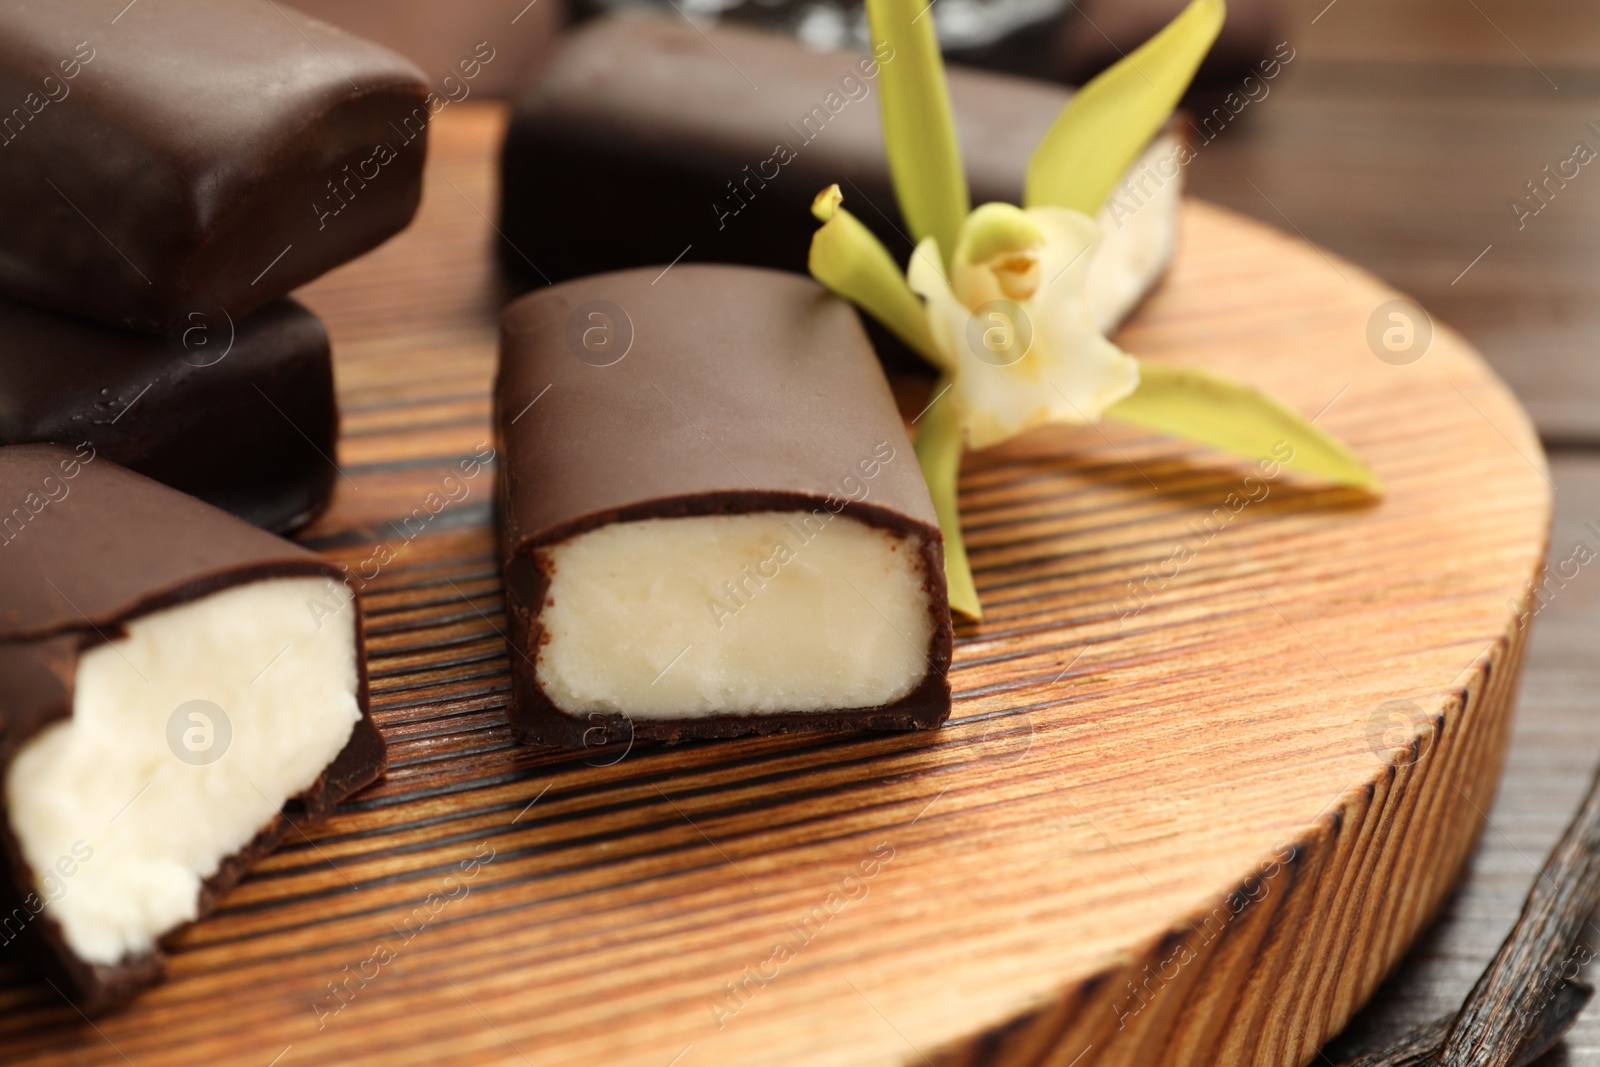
294,0,1600,1060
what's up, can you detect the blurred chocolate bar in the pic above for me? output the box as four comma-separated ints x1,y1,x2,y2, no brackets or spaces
0,296,339,533
292,0,565,98
500,15,1185,336
568,0,1282,86
0,0,429,332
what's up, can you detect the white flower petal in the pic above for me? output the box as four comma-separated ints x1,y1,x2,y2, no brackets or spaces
907,236,950,300
914,208,1138,451
909,237,966,377
1031,206,1103,298
954,320,1139,450
1087,133,1184,333
1025,206,1141,432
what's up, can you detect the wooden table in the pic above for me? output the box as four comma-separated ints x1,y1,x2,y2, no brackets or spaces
1186,0,1600,447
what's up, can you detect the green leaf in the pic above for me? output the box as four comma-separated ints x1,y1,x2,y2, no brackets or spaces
914,378,982,619
866,0,969,270
1024,0,1225,215
1106,362,1383,494
808,185,943,368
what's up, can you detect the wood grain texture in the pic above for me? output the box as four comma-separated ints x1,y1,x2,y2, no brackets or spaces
0,103,1552,1067
1175,5,1600,1057
1340,979,1590,1067
1280,0,1600,66
1431,753,1600,1067
1324,455,1600,1065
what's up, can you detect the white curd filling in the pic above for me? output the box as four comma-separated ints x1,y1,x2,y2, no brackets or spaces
536,511,935,718
1088,133,1184,333
5,577,361,966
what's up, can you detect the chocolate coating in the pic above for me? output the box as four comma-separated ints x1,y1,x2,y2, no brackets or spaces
499,14,1085,284
0,0,429,332
291,0,565,99
496,265,953,746
0,445,385,1013
0,296,337,533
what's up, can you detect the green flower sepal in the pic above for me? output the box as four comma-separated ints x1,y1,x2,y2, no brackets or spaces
809,0,1380,619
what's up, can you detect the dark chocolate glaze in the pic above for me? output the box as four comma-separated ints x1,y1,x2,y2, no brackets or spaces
292,0,564,99
499,14,1093,285
0,0,430,332
0,445,385,1013
495,265,953,746
0,296,337,534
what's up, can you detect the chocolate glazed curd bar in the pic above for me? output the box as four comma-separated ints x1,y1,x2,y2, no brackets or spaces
0,0,429,333
0,445,385,1012
496,265,953,746
500,14,1184,333
0,296,338,533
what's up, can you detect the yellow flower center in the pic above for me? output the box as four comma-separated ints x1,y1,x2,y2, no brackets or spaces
986,251,1041,302
952,202,1048,312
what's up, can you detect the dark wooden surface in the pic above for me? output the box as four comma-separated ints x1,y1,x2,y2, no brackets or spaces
1185,0,1600,447
1192,2,1600,1062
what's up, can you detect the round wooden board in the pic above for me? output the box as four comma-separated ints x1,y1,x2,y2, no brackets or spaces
0,104,1551,1067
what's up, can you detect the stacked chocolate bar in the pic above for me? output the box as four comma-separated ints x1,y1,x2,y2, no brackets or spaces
0,0,427,1010
0,0,430,532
